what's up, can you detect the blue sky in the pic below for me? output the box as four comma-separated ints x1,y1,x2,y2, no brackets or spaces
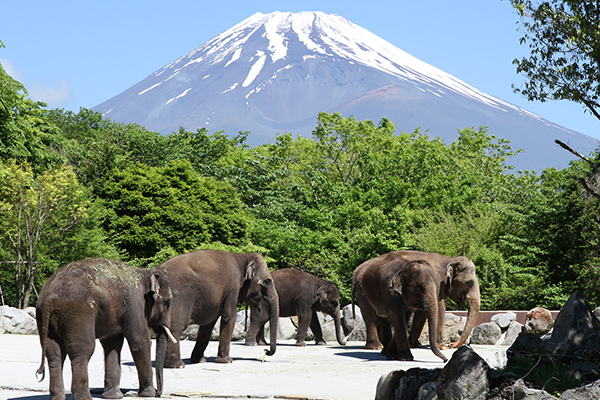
2,0,599,141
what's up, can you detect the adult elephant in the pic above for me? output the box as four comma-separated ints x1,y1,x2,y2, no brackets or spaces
353,250,480,353
160,250,279,367
35,258,176,400
245,268,347,347
352,257,448,361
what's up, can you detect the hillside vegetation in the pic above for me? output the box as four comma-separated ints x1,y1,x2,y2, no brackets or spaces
1,66,599,310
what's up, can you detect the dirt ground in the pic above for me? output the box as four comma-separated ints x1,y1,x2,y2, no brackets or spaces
0,334,508,400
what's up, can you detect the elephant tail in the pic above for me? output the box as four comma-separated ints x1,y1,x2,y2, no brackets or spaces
35,300,53,382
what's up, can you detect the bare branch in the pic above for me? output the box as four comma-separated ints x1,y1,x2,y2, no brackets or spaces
554,139,599,172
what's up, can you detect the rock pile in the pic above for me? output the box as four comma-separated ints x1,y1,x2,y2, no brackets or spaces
376,293,600,400
0,306,37,334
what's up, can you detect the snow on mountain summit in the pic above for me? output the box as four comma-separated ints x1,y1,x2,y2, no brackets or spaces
93,11,597,172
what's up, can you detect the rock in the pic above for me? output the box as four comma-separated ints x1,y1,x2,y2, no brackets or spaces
488,378,557,400
506,332,552,369
470,322,502,345
417,381,438,400
491,312,517,330
181,324,199,340
418,313,467,346
436,346,490,400
500,320,524,347
0,306,37,334
525,307,554,335
375,368,441,400
593,306,600,322
565,362,600,384
560,379,600,399
544,293,600,363
342,304,365,341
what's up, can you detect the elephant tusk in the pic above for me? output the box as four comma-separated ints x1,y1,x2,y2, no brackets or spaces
262,349,267,363
162,325,178,344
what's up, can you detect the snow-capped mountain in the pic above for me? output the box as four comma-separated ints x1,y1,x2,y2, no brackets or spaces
93,11,598,171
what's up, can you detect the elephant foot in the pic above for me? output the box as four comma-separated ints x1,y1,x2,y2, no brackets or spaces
165,358,186,369
215,355,233,363
190,355,207,364
315,340,327,346
365,340,384,350
295,341,307,347
387,351,414,361
437,343,448,350
50,392,67,400
257,339,268,346
102,387,124,399
138,386,157,398
245,339,257,346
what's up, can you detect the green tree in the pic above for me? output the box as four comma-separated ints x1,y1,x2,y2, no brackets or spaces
511,0,600,120
0,160,89,307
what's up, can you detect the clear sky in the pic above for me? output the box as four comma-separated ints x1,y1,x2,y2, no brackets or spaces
2,0,599,140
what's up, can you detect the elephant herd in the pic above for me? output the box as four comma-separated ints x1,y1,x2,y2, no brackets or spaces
34,249,480,400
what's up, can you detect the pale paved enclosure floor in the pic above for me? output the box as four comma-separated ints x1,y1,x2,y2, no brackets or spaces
0,334,507,399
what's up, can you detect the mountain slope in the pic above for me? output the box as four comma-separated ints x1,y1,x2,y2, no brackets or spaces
93,11,598,171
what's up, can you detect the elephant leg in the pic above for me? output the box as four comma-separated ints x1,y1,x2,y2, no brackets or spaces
409,311,426,348
388,309,413,361
310,311,326,345
126,332,155,398
295,310,312,346
65,333,95,400
100,335,124,399
216,313,236,363
190,322,216,364
378,317,393,356
245,305,268,347
164,327,184,369
436,299,447,350
46,337,67,400
358,297,383,350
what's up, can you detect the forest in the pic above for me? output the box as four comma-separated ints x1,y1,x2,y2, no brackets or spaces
2,62,600,312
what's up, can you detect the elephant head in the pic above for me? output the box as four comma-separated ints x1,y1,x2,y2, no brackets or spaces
245,255,279,356
390,260,447,362
315,284,346,346
446,256,480,348
141,269,176,396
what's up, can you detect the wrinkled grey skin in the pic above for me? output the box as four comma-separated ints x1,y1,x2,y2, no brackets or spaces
353,251,480,354
245,268,347,347
36,258,173,400
160,250,279,367
353,257,447,361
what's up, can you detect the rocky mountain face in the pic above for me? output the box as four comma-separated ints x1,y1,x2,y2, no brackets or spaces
92,11,598,172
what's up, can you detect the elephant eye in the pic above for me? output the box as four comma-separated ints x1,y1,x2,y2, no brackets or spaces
466,280,474,289
165,300,171,309
262,278,272,287
331,301,338,308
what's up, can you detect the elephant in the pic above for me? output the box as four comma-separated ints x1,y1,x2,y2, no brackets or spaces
244,268,347,347
159,249,279,367
35,258,176,400
352,257,448,361
353,250,480,354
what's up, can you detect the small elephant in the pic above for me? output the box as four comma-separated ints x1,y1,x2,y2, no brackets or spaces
245,268,347,347
35,258,176,400
160,250,279,367
353,257,448,361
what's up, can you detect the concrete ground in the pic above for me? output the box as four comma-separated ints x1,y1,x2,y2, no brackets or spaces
0,334,508,400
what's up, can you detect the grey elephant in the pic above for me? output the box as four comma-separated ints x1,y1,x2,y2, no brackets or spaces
159,249,279,367
245,268,347,347
353,257,448,361
353,250,480,354
35,258,176,400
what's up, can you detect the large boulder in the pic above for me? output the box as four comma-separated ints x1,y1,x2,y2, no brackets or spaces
436,346,490,400
544,293,600,363
500,320,524,347
488,378,558,400
491,312,517,330
470,322,502,345
525,307,554,335
376,368,441,400
560,379,600,399
342,304,365,341
0,306,37,334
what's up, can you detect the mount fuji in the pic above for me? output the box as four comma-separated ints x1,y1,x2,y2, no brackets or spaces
93,11,598,172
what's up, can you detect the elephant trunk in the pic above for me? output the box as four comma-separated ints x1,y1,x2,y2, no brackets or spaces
155,328,167,397
453,283,481,348
265,289,279,356
425,298,447,362
333,308,346,346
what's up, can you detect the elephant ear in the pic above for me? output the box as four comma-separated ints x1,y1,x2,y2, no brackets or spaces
150,272,161,300
245,260,256,281
315,286,327,304
389,271,403,296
